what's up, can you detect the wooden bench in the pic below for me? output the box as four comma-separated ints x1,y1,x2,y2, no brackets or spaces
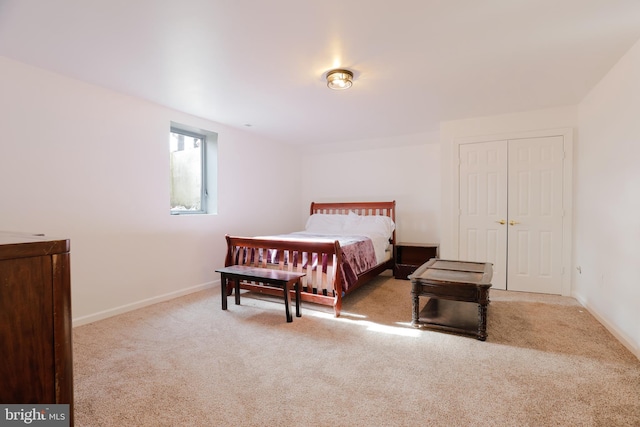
216,265,305,322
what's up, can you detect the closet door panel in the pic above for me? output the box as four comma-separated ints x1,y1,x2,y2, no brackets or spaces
507,136,564,294
459,141,508,290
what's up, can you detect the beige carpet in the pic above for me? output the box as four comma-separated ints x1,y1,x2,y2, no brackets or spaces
73,273,640,426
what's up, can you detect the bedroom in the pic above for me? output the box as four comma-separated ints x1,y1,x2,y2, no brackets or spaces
0,1,639,425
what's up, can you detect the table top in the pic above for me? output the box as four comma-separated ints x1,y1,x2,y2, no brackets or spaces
217,265,306,282
409,259,493,287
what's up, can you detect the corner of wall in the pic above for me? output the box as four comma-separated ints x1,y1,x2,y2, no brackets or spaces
574,294,640,361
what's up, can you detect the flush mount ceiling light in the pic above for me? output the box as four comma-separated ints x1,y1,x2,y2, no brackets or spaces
326,69,353,90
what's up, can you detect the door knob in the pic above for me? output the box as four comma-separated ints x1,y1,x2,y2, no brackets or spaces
509,220,520,226
496,220,506,225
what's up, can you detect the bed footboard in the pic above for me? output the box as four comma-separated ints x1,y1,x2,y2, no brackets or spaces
224,235,346,316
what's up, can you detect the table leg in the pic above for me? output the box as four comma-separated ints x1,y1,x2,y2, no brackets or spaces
234,278,241,305
411,289,420,327
221,274,227,310
283,282,292,322
477,303,488,341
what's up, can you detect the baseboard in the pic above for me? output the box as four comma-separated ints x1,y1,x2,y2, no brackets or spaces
72,281,217,327
575,295,639,361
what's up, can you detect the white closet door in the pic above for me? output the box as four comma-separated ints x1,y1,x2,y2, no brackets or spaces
507,136,564,294
458,136,565,294
458,141,508,290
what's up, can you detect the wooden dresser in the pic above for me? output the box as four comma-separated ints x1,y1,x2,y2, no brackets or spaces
0,232,73,422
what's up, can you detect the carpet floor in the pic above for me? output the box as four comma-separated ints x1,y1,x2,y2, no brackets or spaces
73,273,640,426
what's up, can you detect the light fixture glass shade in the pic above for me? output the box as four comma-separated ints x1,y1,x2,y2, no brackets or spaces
326,69,353,90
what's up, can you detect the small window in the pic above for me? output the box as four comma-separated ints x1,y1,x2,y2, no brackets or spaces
169,122,218,215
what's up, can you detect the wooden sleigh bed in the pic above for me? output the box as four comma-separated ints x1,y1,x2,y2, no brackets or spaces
223,201,396,317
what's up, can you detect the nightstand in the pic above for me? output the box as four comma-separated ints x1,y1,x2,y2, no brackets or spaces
394,242,439,279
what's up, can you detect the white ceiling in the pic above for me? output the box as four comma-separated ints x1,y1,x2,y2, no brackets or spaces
1,1,640,146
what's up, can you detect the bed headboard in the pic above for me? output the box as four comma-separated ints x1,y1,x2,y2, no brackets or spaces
309,201,396,244
310,201,395,218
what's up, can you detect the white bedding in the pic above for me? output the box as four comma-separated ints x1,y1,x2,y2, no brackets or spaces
300,211,395,264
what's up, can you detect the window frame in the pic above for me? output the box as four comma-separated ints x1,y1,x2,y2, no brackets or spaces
169,125,207,215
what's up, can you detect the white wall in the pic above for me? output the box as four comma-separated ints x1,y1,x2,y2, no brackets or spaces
0,57,302,325
301,132,441,245
575,38,640,358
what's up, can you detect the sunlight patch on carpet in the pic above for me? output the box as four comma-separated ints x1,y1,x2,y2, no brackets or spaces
304,308,421,337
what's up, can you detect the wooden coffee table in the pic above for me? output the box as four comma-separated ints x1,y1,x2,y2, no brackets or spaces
409,259,493,340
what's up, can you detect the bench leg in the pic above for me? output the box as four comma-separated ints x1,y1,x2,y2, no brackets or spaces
295,280,301,317
283,282,292,322
221,274,228,310
220,274,227,310
234,278,241,305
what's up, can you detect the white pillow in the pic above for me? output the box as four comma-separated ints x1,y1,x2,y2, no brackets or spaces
304,213,350,234
344,212,395,239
